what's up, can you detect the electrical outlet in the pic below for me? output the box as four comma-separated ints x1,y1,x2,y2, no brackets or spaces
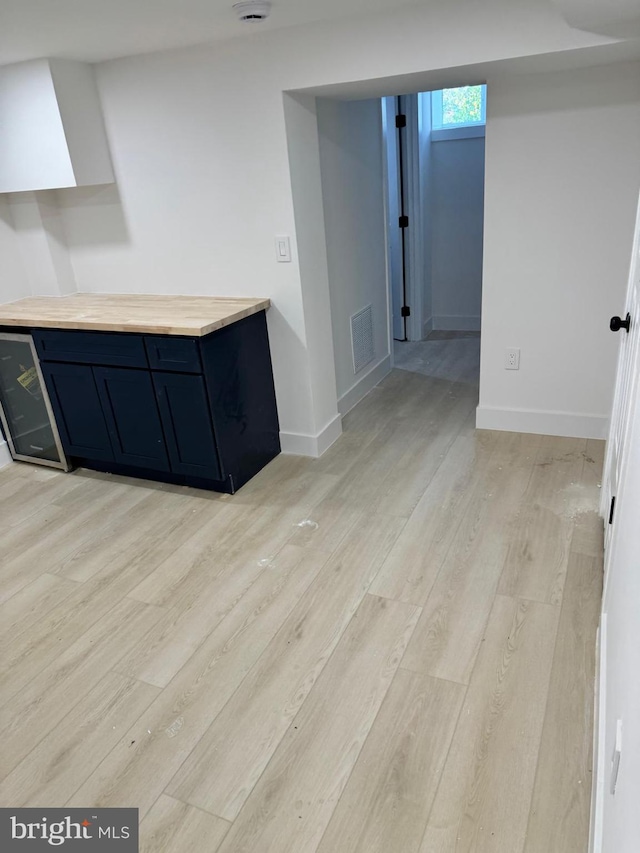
505,348,520,370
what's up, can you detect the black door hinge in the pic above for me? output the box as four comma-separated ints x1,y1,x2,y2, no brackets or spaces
395,114,406,128
609,496,616,525
401,306,411,318
399,215,409,228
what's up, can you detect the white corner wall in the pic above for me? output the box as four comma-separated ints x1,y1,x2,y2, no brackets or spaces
430,134,485,331
7,192,77,298
316,97,390,415
0,195,31,304
477,61,640,439
281,93,341,454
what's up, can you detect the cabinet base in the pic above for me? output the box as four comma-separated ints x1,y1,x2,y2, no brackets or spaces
71,446,280,495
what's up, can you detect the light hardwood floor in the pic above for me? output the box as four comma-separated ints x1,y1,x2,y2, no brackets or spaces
0,365,603,853
394,332,481,386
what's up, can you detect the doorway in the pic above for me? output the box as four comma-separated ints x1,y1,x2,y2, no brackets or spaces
383,85,486,389
312,80,487,420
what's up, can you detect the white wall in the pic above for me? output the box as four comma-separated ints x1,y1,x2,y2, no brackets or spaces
317,97,389,414
9,192,77,297
477,61,640,439
430,134,485,331
0,195,31,304
282,93,341,454
55,43,325,449
47,0,620,450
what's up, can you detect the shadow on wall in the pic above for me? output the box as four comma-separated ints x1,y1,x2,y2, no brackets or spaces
55,184,130,249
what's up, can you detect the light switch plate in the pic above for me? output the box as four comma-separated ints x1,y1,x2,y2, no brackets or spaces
275,235,291,263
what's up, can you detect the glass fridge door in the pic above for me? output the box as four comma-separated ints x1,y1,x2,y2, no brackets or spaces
0,333,69,469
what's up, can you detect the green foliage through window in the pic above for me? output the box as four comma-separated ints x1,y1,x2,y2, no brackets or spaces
442,86,483,125
432,85,486,129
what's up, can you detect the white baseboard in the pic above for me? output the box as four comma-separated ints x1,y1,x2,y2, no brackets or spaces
0,439,12,469
338,355,391,417
433,314,481,332
280,413,343,458
475,405,609,440
422,316,433,340
589,615,607,853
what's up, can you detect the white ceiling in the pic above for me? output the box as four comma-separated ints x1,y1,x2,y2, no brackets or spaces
552,0,640,38
0,0,423,66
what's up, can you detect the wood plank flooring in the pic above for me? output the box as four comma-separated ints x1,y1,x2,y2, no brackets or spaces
0,355,603,852
393,334,481,386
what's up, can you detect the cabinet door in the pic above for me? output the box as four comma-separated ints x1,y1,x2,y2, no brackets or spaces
94,367,170,472
41,363,114,461
153,372,222,480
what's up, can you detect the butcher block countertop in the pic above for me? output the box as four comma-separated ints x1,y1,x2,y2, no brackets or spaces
0,293,271,337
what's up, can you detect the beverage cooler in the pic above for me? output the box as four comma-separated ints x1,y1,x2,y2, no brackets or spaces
0,332,70,470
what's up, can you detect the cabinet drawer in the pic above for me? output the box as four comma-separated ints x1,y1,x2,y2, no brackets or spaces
33,329,148,368
144,336,201,373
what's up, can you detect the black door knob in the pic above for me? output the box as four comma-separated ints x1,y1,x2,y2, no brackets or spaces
610,313,631,333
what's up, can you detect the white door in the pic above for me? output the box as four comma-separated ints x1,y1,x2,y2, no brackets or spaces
592,191,640,853
382,97,405,342
598,314,640,853
601,192,640,565
382,94,426,346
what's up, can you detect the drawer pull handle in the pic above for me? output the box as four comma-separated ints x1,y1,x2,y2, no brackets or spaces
29,445,44,451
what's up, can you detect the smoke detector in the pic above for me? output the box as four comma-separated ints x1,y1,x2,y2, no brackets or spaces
233,1,271,21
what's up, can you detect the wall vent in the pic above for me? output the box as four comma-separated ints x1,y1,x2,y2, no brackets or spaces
351,305,375,375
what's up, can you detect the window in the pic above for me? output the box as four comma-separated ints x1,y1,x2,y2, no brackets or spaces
431,85,486,136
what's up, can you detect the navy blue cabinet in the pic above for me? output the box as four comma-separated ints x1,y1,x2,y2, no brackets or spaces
27,316,280,494
94,367,170,472
41,363,114,462
153,372,221,479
